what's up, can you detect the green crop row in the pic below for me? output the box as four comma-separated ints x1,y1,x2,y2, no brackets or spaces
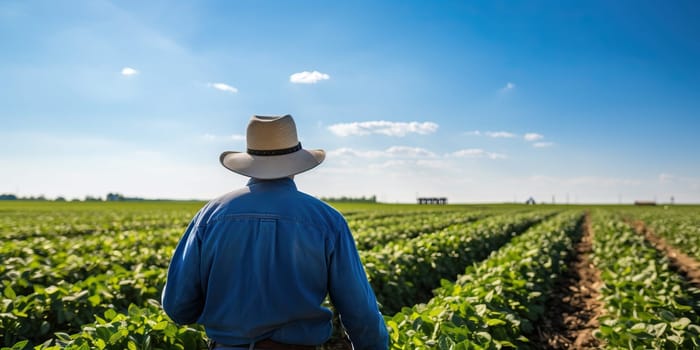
641,212,700,261
4,301,207,350
1,263,165,347
591,214,700,349
385,211,583,349
364,211,552,315
1,228,179,296
0,202,198,240
354,211,487,251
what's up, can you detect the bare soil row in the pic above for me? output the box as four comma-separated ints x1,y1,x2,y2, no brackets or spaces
535,214,700,349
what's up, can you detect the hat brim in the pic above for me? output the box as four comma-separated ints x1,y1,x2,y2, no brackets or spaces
220,149,325,179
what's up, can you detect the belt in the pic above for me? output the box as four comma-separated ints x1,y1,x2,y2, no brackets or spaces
212,339,317,350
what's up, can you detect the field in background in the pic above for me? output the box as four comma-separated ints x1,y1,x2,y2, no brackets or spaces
2,201,700,349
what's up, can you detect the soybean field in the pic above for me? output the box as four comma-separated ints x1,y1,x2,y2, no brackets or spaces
2,201,700,349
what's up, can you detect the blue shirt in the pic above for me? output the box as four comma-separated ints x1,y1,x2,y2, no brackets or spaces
162,177,388,349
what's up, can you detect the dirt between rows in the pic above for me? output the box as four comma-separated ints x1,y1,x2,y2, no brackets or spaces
534,216,700,349
631,220,700,286
533,213,603,349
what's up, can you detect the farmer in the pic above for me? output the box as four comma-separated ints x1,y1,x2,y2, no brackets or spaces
161,115,388,350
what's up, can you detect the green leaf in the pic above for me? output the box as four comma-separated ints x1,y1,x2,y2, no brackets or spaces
104,309,117,321
650,322,668,337
152,320,169,331
485,318,507,327
55,332,73,342
95,339,107,350
3,285,16,299
128,303,140,317
40,320,51,335
671,317,691,330
88,294,101,306
109,330,124,344
659,310,676,322
667,335,683,345
10,340,28,349
495,340,517,348
475,331,492,343
386,320,400,342
630,323,646,333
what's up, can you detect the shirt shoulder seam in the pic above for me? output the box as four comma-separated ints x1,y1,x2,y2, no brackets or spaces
207,212,336,232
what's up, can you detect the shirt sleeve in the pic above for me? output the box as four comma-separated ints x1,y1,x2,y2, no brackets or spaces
328,219,389,350
161,216,205,325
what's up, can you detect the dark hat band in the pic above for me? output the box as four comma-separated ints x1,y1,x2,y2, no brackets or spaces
247,142,302,156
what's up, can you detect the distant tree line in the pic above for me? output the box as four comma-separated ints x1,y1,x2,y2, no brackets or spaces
105,193,146,201
0,194,52,201
320,195,377,203
0,193,145,202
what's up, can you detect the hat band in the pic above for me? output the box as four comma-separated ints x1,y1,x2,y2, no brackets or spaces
247,142,302,156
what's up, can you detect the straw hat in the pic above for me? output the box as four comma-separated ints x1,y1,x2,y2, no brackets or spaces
220,115,325,179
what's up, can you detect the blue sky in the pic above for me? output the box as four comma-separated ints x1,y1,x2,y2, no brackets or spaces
1,0,699,203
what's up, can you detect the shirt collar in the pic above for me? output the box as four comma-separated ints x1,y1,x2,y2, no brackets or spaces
247,177,297,190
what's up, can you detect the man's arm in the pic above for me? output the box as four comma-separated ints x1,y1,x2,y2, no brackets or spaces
161,218,205,325
328,219,389,350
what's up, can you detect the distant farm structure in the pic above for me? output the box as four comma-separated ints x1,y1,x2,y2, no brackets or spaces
417,197,448,205
634,200,657,206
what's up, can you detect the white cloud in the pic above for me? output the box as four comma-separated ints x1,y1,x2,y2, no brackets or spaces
369,160,409,169
328,146,435,159
415,159,450,169
450,149,507,159
659,173,675,183
385,146,436,158
121,67,139,76
328,121,439,137
202,133,246,142
500,82,516,92
467,130,518,138
208,82,238,93
533,142,554,148
565,176,643,187
485,131,516,138
327,148,384,158
368,159,449,170
524,133,544,141
525,175,643,187
658,173,700,191
289,70,330,84
487,153,508,159
330,146,504,161
451,149,485,157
